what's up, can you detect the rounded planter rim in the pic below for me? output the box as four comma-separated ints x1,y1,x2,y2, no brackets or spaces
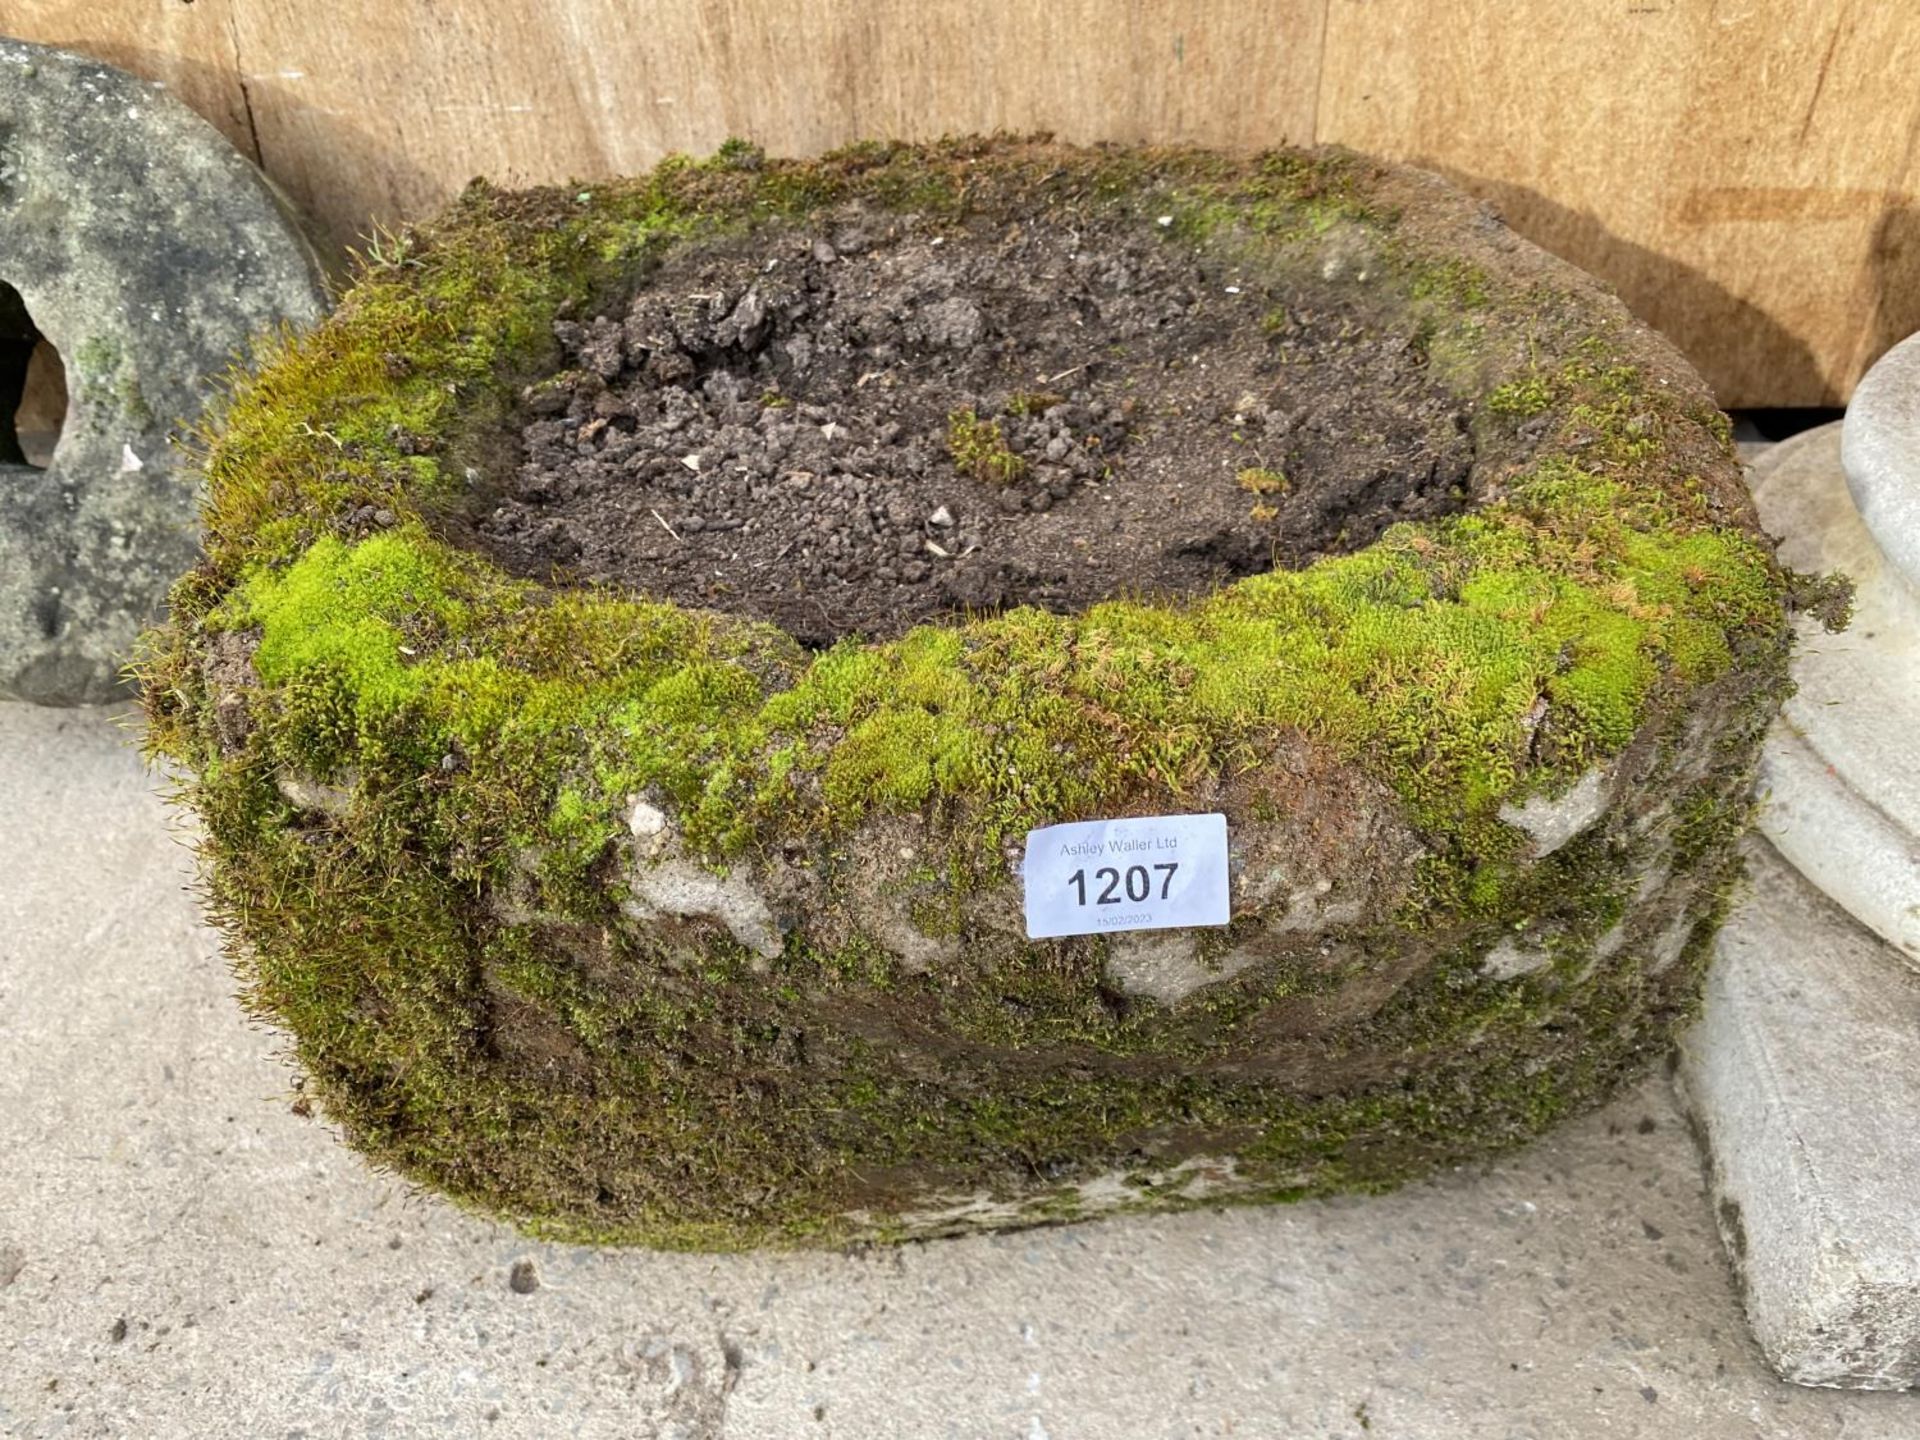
1843,328,1920,600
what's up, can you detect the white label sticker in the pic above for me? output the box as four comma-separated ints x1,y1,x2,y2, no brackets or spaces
1022,813,1231,940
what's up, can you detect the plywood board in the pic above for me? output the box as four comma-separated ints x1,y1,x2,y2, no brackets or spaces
4,0,256,159
224,0,1324,256
5,0,1916,403
1317,0,1920,407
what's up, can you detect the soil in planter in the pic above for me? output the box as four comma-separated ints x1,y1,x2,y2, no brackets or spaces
469,206,1478,647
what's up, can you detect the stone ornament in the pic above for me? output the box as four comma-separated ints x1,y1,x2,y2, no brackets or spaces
142,141,1796,1247
1681,386,1920,1390
0,38,327,704
1749,338,1920,965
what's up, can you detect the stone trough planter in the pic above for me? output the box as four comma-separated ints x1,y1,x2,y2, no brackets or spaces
143,140,1802,1248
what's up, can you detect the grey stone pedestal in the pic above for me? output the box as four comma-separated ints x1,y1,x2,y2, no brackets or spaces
1679,395,1920,1389
1679,838,1920,1388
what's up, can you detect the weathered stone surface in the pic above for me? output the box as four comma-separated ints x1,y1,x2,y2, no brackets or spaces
621,795,786,960
1103,931,1259,1004
1678,838,1920,1389
0,39,326,704
1497,764,1612,859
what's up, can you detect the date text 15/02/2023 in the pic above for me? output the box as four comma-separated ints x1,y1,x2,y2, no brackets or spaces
1021,813,1232,940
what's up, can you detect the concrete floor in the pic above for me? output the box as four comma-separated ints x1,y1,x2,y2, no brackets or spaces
2,701,1915,1439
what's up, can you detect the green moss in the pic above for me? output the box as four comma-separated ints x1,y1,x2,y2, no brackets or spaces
1005,390,1064,417
1487,376,1553,417
1169,149,1392,247
1236,466,1290,496
1786,567,1855,632
712,136,766,170
1408,257,1492,309
946,408,1028,486
71,334,119,384
139,138,1795,1248
68,334,154,424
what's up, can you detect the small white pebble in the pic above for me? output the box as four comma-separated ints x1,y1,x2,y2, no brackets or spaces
628,800,669,841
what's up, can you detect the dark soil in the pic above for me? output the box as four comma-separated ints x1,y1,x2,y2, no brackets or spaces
471,206,1476,647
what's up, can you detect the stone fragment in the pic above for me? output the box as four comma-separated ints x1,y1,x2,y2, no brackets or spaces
276,772,355,818
622,797,785,960
1499,765,1612,858
1103,932,1259,1005
1479,937,1549,980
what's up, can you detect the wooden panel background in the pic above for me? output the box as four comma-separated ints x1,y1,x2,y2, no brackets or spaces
8,0,1917,406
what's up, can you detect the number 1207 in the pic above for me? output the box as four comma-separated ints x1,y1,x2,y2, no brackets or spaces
1068,863,1179,906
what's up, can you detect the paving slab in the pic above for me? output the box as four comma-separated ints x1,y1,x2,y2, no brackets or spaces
2,702,1917,1439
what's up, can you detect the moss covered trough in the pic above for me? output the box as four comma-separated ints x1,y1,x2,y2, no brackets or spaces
143,139,1802,1248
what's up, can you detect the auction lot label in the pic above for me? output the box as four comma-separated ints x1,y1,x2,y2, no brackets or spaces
1022,813,1231,940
